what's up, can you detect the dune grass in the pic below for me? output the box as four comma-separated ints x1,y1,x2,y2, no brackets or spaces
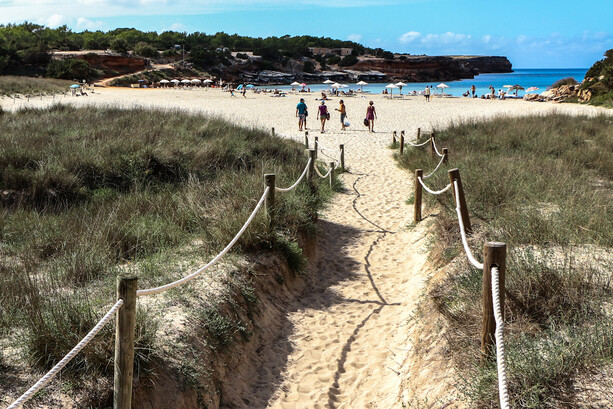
394,113,613,407
0,76,74,97
0,105,332,382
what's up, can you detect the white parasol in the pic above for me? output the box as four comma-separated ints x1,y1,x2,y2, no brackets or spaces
395,81,407,95
191,79,202,84
159,79,170,84
385,83,398,97
436,83,450,94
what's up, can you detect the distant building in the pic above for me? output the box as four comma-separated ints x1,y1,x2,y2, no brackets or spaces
308,47,353,56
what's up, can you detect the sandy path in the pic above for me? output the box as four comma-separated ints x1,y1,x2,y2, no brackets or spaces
2,89,609,408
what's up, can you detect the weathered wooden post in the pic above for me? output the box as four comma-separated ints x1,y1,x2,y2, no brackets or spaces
271,127,275,136
114,275,138,409
442,148,449,164
307,149,316,183
329,162,335,188
339,144,345,172
314,136,318,159
400,131,405,155
305,131,309,148
264,174,276,230
417,127,421,140
392,131,397,145
448,168,472,234
481,242,506,359
430,132,436,157
414,169,423,223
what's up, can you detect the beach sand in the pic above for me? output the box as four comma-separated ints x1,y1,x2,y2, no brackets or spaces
3,89,610,408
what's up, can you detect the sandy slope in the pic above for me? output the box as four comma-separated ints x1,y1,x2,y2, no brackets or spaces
2,88,609,408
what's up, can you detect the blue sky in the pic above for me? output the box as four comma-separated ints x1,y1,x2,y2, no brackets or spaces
1,0,612,68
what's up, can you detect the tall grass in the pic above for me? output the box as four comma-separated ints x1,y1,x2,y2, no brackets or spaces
395,114,613,407
0,76,73,96
0,105,331,382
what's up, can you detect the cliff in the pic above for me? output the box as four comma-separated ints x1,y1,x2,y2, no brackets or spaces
352,55,512,82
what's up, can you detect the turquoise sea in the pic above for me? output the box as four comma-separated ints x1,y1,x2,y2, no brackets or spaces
264,69,588,98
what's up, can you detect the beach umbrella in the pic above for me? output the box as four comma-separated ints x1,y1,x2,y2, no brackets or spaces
323,79,335,84
159,79,170,84
385,83,398,97
395,81,407,95
356,80,368,92
203,79,213,83
526,86,539,92
181,79,191,84
191,79,201,84
436,83,450,94
510,84,525,96
290,81,301,86
170,79,180,86
246,84,255,88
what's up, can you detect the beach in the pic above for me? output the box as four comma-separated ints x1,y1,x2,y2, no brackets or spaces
2,88,610,408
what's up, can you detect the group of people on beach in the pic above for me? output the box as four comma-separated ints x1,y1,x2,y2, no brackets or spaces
296,99,377,133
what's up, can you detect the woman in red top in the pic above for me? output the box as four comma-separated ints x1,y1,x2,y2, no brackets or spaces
365,100,377,133
317,100,329,133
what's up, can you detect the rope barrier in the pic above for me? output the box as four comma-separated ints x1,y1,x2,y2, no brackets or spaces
491,266,511,409
417,176,453,195
7,300,124,409
406,137,431,147
315,164,333,179
317,141,340,152
422,154,446,179
275,158,311,192
137,187,270,296
431,137,444,157
319,148,340,164
453,181,484,270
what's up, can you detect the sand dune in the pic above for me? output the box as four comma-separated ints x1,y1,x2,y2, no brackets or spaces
2,88,609,408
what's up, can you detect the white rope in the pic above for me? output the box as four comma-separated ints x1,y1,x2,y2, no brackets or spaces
417,176,453,195
491,266,511,409
431,137,444,157
406,137,431,147
317,141,340,152
423,154,446,179
7,300,124,409
453,180,484,269
275,158,311,192
319,148,340,164
137,187,270,296
315,164,333,179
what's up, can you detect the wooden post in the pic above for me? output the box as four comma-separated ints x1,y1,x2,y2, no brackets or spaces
329,162,335,188
400,131,405,155
114,275,138,409
392,131,397,145
442,148,449,164
481,242,506,358
414,169,423,223
307,149,316,183
417,127,421,140
448,168,472,234
305,131,309,148
264,174,276,230
314,136,318,159
271,127,275,136
339,144,345,172
430,132,436,157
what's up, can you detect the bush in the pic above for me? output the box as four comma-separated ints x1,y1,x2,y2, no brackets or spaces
338,54,358,67
327,55,341,65
110,38,129,55
134,42,158,58
236,52,248,59
303,60,315,73
46,58,93,81
551,76,578,88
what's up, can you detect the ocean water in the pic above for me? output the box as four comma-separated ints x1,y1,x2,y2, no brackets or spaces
262,69,588,98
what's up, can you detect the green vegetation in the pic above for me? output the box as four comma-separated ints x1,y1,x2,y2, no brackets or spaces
0,75,73,96
582,49,613,108
46,58,93,80
0,106,333,386
550,76,577,88
395,114,613,407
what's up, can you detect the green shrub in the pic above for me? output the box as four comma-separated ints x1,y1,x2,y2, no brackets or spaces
551,76,577,88
46,58,93,81
338,54,358,67
134,41,158,58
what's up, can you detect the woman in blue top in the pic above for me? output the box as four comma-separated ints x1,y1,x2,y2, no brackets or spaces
296,98,307,131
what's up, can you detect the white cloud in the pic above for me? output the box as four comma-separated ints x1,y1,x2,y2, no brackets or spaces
482,34,491,44
76,17,105,30
421,32,471,45
398,31,421,44
45,14,67,27
347,33,362,42
163,23,187,32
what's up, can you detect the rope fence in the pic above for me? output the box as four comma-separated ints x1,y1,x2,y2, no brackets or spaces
491,265,510,409
417,176,452,195
7,300,124,409
7,144,339,409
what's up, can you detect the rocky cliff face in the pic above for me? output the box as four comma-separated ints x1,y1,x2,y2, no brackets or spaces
352,55,512,82
78,54,147,76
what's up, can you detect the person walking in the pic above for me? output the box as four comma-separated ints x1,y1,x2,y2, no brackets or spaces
335,99,347,131
424,85,431,102
365,100,377,133
471,84,476,97
296,98,307,131
317,100,329,133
